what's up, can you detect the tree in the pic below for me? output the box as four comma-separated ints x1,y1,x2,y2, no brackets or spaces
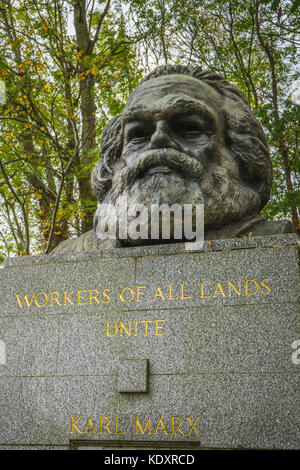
0,0,143,261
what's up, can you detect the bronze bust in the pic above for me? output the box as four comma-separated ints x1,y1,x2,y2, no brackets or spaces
54,65,293,254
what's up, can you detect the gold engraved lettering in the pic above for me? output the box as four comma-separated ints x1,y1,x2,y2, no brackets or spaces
120,287,134,302
50,291,61,306
180,283,191,299
106,321,117,337
77,290,87,305
244,279,259,296
64,290,74,305
171,416,186,435
119,321,131,336
106,320,165,337
155,319,165,336
34,292,48,307
134,320,138,337
136,286,146,302
200,282,211,298
152,285,165,301
16,293,36,308
135,417,151,435
83,416,96,434
99,416,112,434
69,415,200,436
89,289,100,304
154,417,168,435
114,416,126,435
261,278,270,295
212,282,225,297
70,416,82,434
186,416,200,436
168,284,178,300
102,288,111,304
140,319,153,336
228,280,241,296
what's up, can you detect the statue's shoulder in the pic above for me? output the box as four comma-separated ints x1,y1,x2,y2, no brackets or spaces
51,230,121,255
51,217,296,255
51,230,102,255
206,215,295,240
248,218,295,237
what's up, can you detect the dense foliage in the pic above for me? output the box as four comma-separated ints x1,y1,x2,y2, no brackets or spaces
0,0,299,262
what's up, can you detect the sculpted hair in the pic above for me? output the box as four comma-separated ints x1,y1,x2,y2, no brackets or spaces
92,65,272,210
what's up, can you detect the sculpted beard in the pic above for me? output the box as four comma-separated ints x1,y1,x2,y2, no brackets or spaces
94,148,261,244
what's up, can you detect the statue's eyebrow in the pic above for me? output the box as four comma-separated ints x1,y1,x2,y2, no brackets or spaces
122,108,154,123
122,100,216,123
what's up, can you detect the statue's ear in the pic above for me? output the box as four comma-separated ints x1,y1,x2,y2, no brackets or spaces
228,128,272,210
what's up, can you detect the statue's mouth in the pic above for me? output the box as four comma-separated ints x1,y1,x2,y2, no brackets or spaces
145,166,173,176
119,148,206,193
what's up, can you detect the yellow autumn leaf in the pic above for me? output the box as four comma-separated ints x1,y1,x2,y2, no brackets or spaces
90,65,98,76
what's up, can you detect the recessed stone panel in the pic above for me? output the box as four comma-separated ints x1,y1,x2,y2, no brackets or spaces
57,308,217,376
118,359,149,393
0,316,59,376
0,257,136,317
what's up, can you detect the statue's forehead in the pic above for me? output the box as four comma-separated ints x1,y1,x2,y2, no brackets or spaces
125,74,222,113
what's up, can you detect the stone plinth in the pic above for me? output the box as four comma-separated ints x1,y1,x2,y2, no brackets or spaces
0,234,299,449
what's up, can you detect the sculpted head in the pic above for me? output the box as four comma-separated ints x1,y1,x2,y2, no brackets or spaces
92,65,272,245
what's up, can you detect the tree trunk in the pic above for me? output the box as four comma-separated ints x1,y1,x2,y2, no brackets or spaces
73,0,97,233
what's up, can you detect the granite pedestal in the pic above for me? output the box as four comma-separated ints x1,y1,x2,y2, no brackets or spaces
0,234,299,449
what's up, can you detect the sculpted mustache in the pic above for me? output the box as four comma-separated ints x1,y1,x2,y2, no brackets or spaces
110,148,206,199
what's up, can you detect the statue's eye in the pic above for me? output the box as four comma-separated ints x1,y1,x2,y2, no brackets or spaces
181,124,203,136
128,125,152,142
171,118,204,138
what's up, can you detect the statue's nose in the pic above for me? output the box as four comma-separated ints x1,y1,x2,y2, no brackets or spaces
149,120,178,149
